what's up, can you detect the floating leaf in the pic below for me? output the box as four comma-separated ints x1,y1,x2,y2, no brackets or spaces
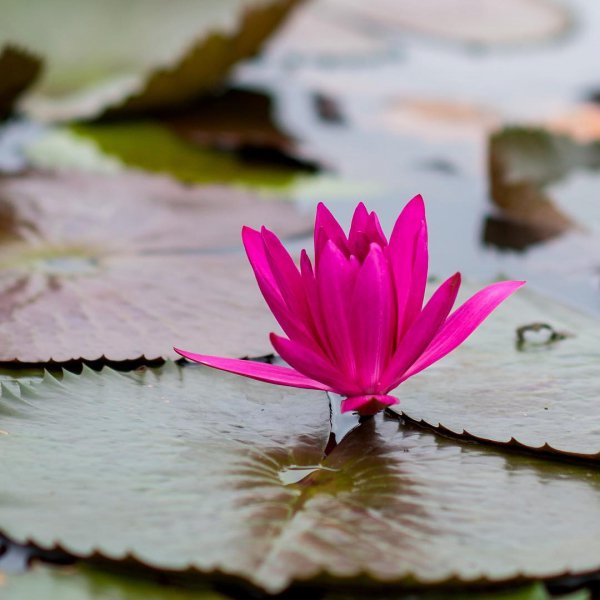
1,567,588,600
70,122,304,187
2,364,600,593
5,568,587,600
2,0,300,121
25,128,122,174
0,46,42,120
0,171,310,362
0,565,229,600
391,285,600,460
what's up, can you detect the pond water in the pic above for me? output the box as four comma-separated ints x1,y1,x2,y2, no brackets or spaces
233,0,600,316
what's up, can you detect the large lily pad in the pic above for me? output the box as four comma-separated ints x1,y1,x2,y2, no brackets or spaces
2,363,600,593
391,285,600,460
2,0,299,121
0,171,310,362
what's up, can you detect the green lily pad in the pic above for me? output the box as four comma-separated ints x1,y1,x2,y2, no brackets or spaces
0,171,310,362
0,565,229,599
390,285,600,460
2,363,600,593
2,0,299,121
69,122,303,188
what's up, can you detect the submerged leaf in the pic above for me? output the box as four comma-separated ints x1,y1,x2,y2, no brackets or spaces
391,284,600,460
2,364,600,592
2,0,300,121
0,171,310,362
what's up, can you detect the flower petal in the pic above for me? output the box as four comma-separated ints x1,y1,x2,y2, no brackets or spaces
381,272,461,391
388,195,428,342
314,202,348,261
341,394,399,415
300,249,332,354
260,227,311,324
270,333,358,395
174,348,332,391
242,226,312,346
366,211,388,248
348,203,374,259
400,280,526,382
349,243,395,392
316,240,359,378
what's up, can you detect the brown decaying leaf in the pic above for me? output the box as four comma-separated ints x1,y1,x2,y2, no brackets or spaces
482,214,558,251
101,0,303,119
488,129,577,247
166,89,293,152
0,171,310,363
0,46,42,120
164,88,319,172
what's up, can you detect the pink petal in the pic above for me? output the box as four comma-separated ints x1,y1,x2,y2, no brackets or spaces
381,272,461,391
388,195,428,342
300,249,332,355
174,348,331,390
366,211,388,248
349,243,395,392
270,333,356,394
242,227,313,347
340,394,398,416
260,227,311,325
314,202,348,261
400,280,526,382
315,240,359,378
348,203,370,259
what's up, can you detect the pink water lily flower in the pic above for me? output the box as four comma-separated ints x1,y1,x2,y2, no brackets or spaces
175,196,524,416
